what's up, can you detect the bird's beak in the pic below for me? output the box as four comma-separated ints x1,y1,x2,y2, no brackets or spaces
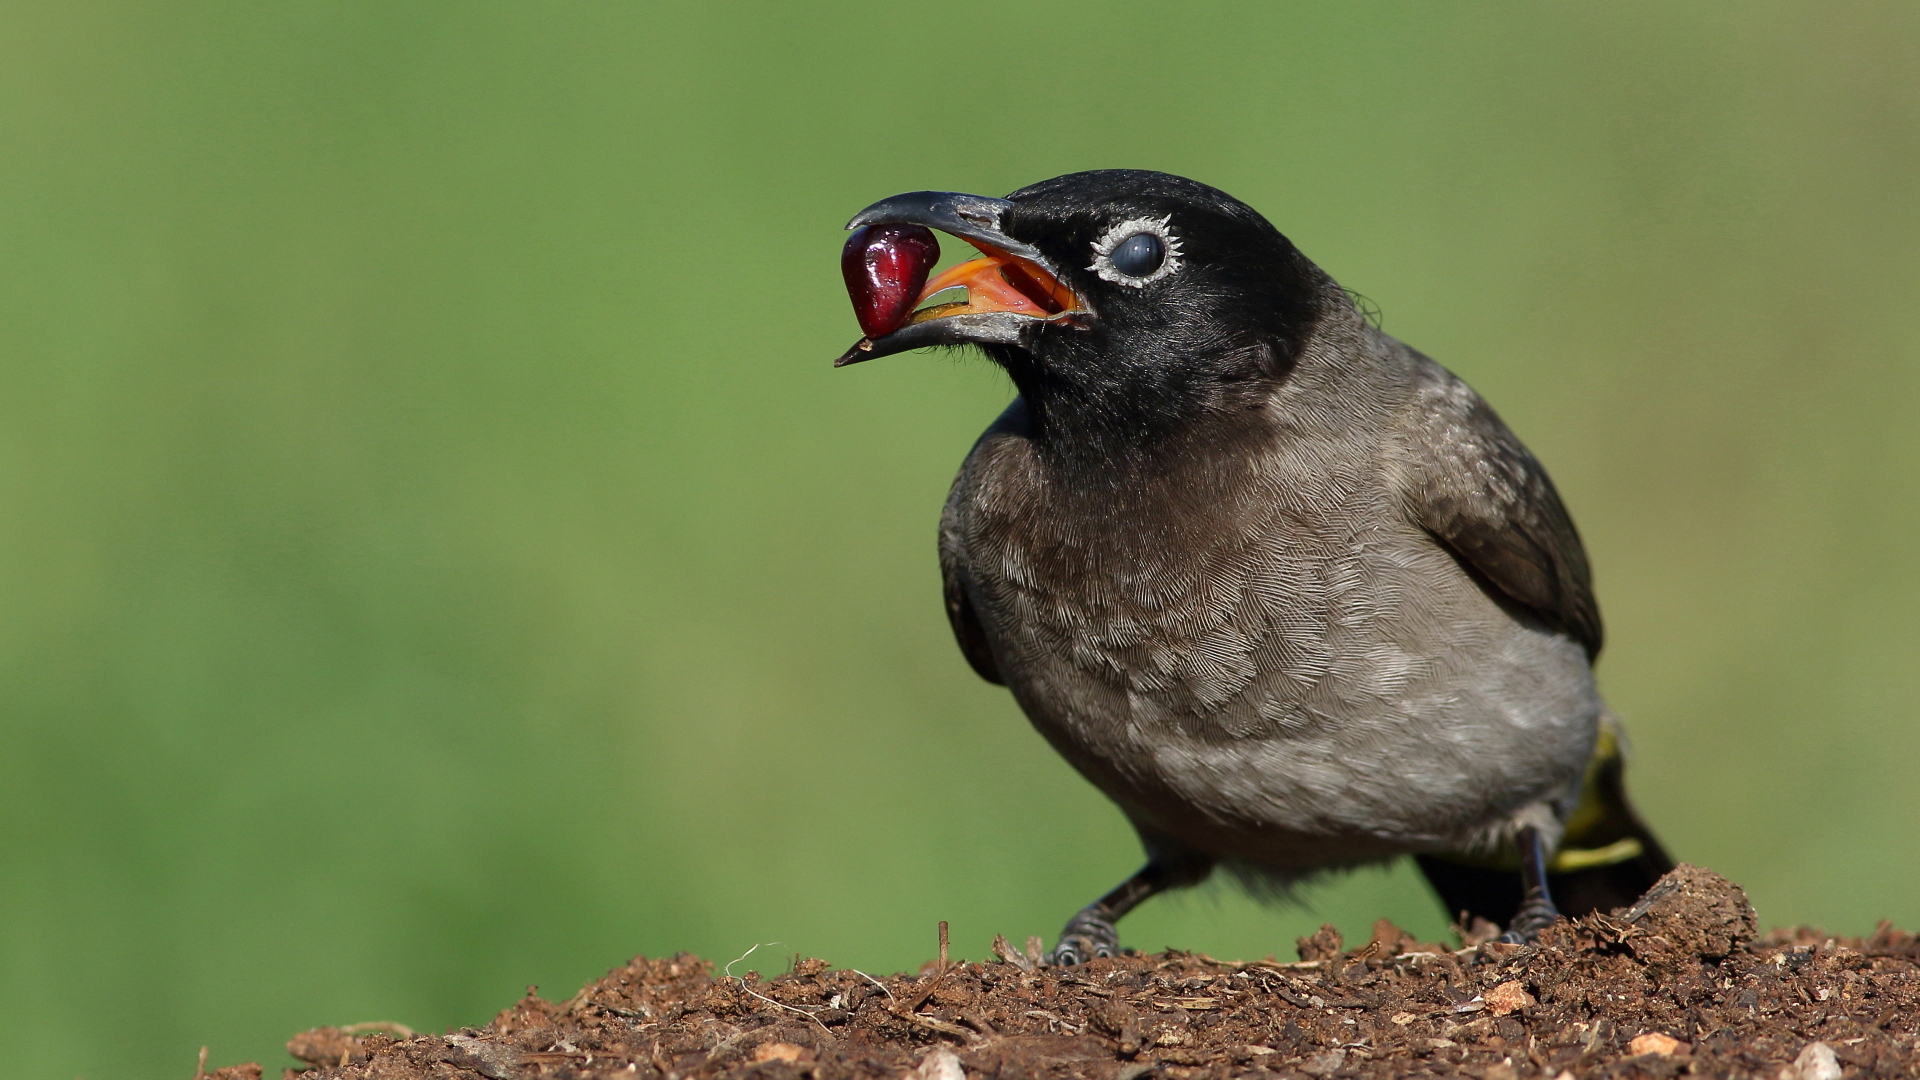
834,191,1084,367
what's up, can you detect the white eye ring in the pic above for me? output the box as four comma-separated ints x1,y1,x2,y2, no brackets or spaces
1089,215,1183,287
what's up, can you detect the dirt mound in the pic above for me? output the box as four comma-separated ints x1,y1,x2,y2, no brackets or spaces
201,866,1917,1080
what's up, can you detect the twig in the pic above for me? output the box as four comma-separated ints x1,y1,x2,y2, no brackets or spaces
888,1007,973,1041
903,964,953,1012
1026,1009,1082,1034
1337,939,1382,982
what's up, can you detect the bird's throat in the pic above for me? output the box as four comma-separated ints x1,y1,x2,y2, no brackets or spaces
989,341,1282,477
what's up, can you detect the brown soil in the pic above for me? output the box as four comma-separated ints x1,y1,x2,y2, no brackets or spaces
201,866,1918,1080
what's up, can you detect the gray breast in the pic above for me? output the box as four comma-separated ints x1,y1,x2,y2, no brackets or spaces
947,396,1599,870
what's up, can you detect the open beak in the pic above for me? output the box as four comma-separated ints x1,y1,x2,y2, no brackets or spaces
834,191,1084,367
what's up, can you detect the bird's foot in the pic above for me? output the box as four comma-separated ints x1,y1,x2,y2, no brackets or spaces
1047,906,1120,966
1497,898,1561,944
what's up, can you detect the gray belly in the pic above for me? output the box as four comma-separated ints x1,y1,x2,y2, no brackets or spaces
977,523,1601,870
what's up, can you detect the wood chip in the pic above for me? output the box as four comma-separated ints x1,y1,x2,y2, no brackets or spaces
1484,981,1536,1016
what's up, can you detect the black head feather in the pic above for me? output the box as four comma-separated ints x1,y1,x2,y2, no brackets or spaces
988,170,1331,452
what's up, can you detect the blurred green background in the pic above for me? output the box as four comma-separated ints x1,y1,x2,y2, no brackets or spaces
2,2,1915,1075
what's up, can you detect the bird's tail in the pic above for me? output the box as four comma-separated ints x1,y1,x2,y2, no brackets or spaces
1416,717,1673,930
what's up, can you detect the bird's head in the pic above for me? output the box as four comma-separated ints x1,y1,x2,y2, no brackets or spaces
835,170,1334,453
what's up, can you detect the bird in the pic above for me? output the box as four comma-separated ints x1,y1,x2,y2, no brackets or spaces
832,170,1672,963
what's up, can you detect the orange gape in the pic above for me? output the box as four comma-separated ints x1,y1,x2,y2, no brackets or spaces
912,239,1078,324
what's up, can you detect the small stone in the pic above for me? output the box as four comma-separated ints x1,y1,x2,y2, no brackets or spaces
750,1042,808,1064
1391,1011,1418,1025
1483,982,1535,1016
1629,1032,1686,1056
914,1046,965,1080
1302,1049,1346,1076
1780,1041,1842,1080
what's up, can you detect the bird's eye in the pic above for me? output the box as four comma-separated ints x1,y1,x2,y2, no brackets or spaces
1108,232,1164,277
1089,215,1182,287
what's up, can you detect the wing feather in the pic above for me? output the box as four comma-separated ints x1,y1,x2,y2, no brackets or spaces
1401,355,1602,658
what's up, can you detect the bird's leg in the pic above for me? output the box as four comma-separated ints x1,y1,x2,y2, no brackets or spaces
1047,867,1159,966
1499,825,1562,943
1048,854,1208,966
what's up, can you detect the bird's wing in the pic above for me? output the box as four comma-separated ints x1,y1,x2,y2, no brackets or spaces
939,542,1005,685
936,403,1030,688
1399,353,1603,658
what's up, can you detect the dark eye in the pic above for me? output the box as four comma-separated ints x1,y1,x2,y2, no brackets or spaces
1108,231,1165,278
1089,217,1182,286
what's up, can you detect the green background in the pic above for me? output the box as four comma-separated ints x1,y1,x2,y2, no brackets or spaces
3,3,1915,1076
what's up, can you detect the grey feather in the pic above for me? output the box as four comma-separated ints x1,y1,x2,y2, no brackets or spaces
939,298,1597,879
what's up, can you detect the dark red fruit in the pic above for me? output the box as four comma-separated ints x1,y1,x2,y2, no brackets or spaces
842,223,939,339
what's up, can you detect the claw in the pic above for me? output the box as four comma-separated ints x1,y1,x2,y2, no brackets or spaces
1048,906,1121,966
1043,853,1209,966
1495,825,1563,944
1499,898,1561,944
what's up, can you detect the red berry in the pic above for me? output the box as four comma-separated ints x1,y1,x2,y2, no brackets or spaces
842,223,939,339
